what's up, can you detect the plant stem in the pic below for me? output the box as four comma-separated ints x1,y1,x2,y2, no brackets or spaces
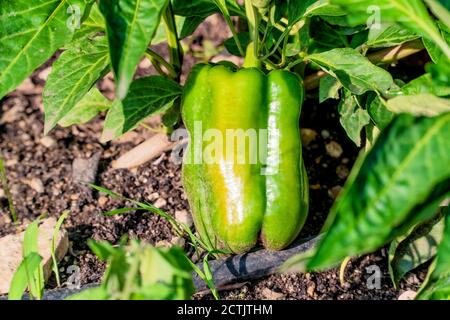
216,0,244,56
144,49,177,78
0,156,17,223
163,2,183,79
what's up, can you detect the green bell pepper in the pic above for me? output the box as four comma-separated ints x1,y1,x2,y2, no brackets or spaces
181,61,308,253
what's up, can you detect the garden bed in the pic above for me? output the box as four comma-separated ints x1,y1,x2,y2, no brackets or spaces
0,15,428,300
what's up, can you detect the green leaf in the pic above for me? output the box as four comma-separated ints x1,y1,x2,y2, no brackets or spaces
423,22,450,63
172,0,242,17
367,93,394,130
8,253,42,300
87,239,116,261
319,74,342,103
22,220,44,299
402,73,450,97
338,90,371,146
288,0,345,25
330,0,450,59
58,88,111,127
424,0,450,31
224,33,251,57
23,220,40,257
308,48,394,95
70,2,105,45
101,76,182,142
51,211,70,287
366,23,419,48
0,0,87,99
387,94,450,117
308,113,450,270
417,207,450,300
389,210,445,287
99,0,169,100
43,35,110,133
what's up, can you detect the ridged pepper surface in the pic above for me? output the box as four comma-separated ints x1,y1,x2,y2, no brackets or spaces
181,62,308,253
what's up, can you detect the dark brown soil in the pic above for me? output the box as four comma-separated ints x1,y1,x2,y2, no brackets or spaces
0,15,427,300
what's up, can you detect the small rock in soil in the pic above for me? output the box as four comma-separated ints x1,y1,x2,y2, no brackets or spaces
39,136,57,148
325,141,343,158
398,290,417,300
307,282,316,297
261,288,285,300
0,218,69,294
27,178,45,194
336,165,349,179
0,105,23,124
155,240,171,248
153,198,167,209
98,196,108,207
72,152,102,185
328,185,342,200
301,128,318,147
175,210,194,228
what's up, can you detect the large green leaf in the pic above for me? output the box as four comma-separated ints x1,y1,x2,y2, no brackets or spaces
417,207,450,300
387,94,450,117
366,23,419,48
308,48,394,95
0,0,87,99
402,74,450,97
330,0,450,59
101,76,182,142
99,0,168,100
288,0,345,25
388,210,445,287
58,87,111,127
43,35,110,133
309,113,450,270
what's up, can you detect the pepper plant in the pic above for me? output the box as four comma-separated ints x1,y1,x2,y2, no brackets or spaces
1,0,449,300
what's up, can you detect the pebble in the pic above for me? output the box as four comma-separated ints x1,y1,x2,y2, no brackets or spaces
307,282,316,297
154,197,167,209
72,152,101,184
300,128,318,147
321,130,330,139
0,218,69,294
98,196,108,206
398,290,416,300
336,165,349,179
155,240,171,248
0,105,23,124
261,288,285,300
28,177,45,193
40,136,57,148
325,141,343,158
328,185,342,199
175,210,194,228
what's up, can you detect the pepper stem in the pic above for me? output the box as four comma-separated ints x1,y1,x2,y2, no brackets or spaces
243,42,261,68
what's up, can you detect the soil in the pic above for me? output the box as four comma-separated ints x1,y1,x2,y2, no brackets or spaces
0,15,428,300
